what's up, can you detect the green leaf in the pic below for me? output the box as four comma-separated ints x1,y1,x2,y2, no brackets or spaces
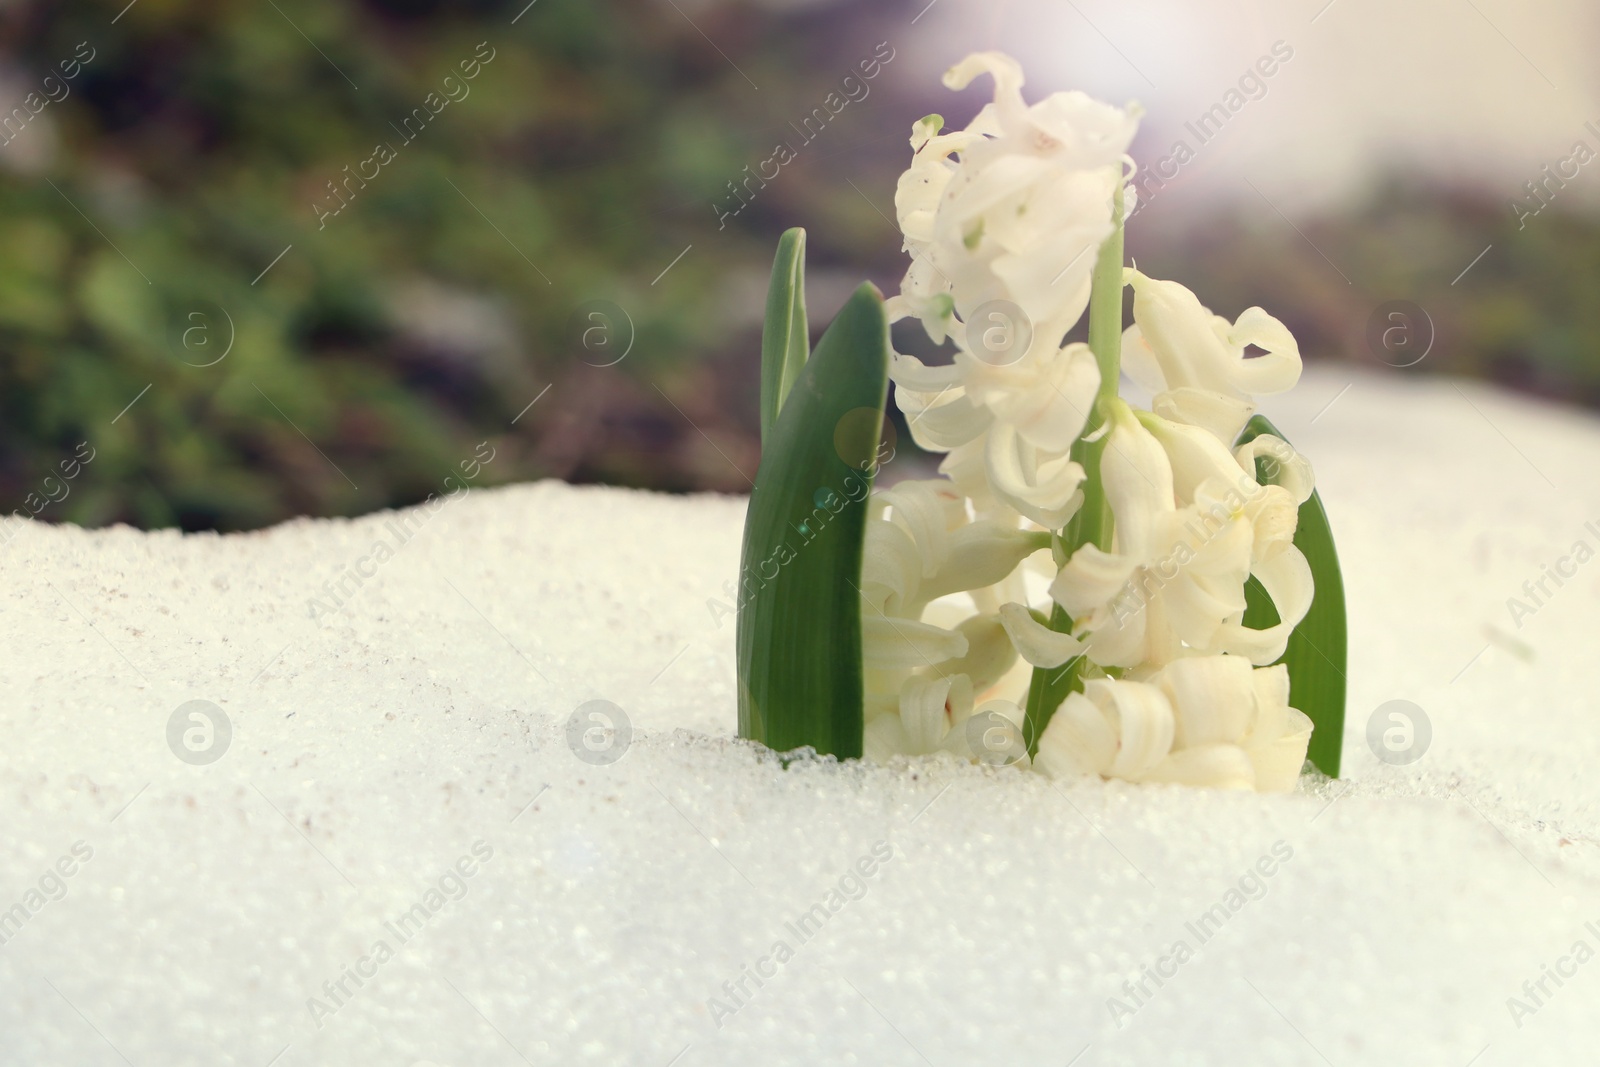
759,227,810,442
1237,415,1347,778
737,282,890,758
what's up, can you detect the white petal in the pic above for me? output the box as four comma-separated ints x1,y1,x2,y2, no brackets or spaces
1157,654,1256,748
1139,412,1250,504
863,714,913,761
1152,388,1256,444
935,439,997,512
920,522,1046,602
895,157,955,245
956,698,1030,765
1226,306,1302,395
998,602,1085,668
900,390,992,451
1023,90,1141,168
860,519,923,616
983,422,1086,529
899,672,972,754
1081,598,1153,668
1049,543,1139,617
1240,483,1301,562
1085,678,1175,779
975,343,1100,454
1245,663,1293,743
1101,404,1176,559
1246,708,1313,792
1120,321,1168,393
1125,271,1234,394
941,613,1021,692
879,480,961,578
888,353,961,394
1034,691,1116,778
942,52,1026,102
1212,545,1314,665
1142,744,1256,790
862,615,968,668
986,169,1117,329
1235,434,1316,505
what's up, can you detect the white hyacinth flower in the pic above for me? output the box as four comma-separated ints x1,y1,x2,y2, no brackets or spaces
1121,269,1303,444
892,339,1102,529
858,478,1049,761
1033,655,1313,791
883,51,1140,531
1037,401,1313,668
889,53,1141,340
836,52,1337,793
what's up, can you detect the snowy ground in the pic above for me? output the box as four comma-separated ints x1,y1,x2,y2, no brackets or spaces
3,365,1600,1066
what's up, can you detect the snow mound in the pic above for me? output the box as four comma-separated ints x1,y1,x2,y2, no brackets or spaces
3,366,1599,1065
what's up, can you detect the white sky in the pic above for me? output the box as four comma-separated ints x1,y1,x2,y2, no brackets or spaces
901,0,1600,216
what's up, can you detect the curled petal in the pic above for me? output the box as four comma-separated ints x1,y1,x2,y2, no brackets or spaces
920,522,1047,602
1034,690,1117,778
900,390,992,452
1246,708,1313,792
983,422,1086,530
1084,678,1175,780
1120,321,1166,395
888,352,961,394
862,615,968,668
1024,92,1142,169
1157,654,1256,748
861,519,923,616
998,601,1085,668
1226,307,1302,396
1214,545,1314,665
1245,663,1292,743
1125,271,1301,402
942,52,1028,128
969,343,1100,454
1240,483,1301,562
899,672,973,754
936,439,1001,516
1179,495,1254,580
879,480,962,578
1161,569,1248,653
1152,388,1256,444
1082,592,1157,668
941,613,1021,693
1049,543,1139,618
1142,744,1256,790
1236,434,1316,505
1139,412,1250,504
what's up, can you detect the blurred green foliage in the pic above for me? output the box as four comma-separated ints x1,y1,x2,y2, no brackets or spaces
0,0,912,530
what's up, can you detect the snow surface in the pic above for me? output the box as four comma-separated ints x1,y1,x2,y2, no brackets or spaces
4,365,1600,1066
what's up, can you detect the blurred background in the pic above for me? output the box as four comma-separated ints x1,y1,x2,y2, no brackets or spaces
0,0,1595,531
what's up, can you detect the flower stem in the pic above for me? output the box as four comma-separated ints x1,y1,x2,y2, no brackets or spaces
1023,179,1125,757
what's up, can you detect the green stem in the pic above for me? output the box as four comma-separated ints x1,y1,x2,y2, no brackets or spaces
1023,180,1125,757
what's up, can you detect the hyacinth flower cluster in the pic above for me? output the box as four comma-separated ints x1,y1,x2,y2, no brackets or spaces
735,53,1345,791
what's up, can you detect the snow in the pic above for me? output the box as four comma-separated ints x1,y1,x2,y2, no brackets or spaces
3,364,1600,1066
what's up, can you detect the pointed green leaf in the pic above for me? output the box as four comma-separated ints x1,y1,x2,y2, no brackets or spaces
737,282,890,758
1238,415,1347,778
759,227,810,442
